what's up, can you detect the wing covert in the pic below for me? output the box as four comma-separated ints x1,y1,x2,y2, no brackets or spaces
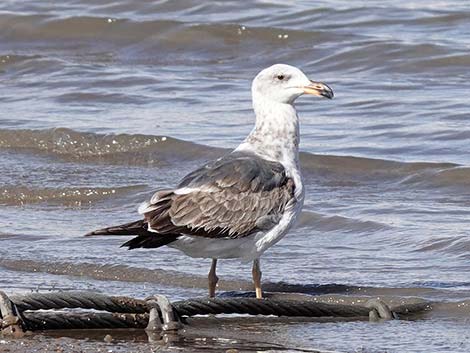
142,152,296,239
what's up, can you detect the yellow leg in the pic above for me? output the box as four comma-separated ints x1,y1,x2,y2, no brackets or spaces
208,259,219,298
252,259,263,299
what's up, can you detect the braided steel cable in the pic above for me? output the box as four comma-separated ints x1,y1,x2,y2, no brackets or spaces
173,298,371,317
21,312,149,331
1,291,433,332
10,291,148,313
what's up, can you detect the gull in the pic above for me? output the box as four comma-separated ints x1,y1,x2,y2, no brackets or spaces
86,64,333,298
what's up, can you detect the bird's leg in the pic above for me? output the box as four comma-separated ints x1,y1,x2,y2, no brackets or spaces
208,258,219,298
252,258,263,299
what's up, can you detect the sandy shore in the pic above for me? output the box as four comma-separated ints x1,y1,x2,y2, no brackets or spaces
1,335,156,353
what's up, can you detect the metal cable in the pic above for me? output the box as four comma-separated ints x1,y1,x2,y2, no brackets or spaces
1,291,433,332
21,311,149,331
9,292,378,318
173,298,371,317
10,291,148,313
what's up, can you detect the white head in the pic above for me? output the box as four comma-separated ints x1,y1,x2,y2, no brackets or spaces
251,64,333,105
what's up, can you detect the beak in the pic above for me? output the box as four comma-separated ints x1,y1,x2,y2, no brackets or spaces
302,80,334,99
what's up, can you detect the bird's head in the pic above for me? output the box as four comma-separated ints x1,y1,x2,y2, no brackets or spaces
251,64,333,104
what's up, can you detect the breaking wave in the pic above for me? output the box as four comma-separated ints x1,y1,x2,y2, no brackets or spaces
1,128,468,189
0,185,145,206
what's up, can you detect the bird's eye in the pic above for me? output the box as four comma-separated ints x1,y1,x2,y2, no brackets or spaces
277,74,285,80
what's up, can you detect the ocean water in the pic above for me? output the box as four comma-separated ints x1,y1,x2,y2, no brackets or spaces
1,1,470,352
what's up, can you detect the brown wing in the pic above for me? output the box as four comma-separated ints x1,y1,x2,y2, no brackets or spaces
141,152,296,239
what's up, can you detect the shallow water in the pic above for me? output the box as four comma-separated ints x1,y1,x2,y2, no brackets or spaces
1,0,470,352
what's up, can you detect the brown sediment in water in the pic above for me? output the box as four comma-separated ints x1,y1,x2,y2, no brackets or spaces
2,0,470,351
0,129,337,170
0,317,332,353
0,128,225,165
0,185,146,206
1,311,467,353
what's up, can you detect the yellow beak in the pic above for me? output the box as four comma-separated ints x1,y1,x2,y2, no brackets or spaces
302,80,334,99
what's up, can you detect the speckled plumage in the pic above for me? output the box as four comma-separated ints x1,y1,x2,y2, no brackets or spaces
86,64,333,278
138,151,295,241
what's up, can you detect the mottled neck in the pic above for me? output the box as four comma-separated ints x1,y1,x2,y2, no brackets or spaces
237,96,300,166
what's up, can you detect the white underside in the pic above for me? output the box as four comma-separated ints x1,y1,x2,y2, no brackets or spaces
168,198,302,262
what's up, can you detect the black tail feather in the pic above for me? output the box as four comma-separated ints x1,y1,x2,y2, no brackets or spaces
121,234,179,250
85,219,179,250
85,220,150,237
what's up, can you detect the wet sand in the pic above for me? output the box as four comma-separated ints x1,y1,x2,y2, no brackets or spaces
2,316,334,353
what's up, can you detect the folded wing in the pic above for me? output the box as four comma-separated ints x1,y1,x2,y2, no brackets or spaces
141,151,296,240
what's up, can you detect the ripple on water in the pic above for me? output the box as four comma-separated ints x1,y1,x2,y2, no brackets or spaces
1,1,470,351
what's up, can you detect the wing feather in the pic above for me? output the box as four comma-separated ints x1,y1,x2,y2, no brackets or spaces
143,152,295,239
